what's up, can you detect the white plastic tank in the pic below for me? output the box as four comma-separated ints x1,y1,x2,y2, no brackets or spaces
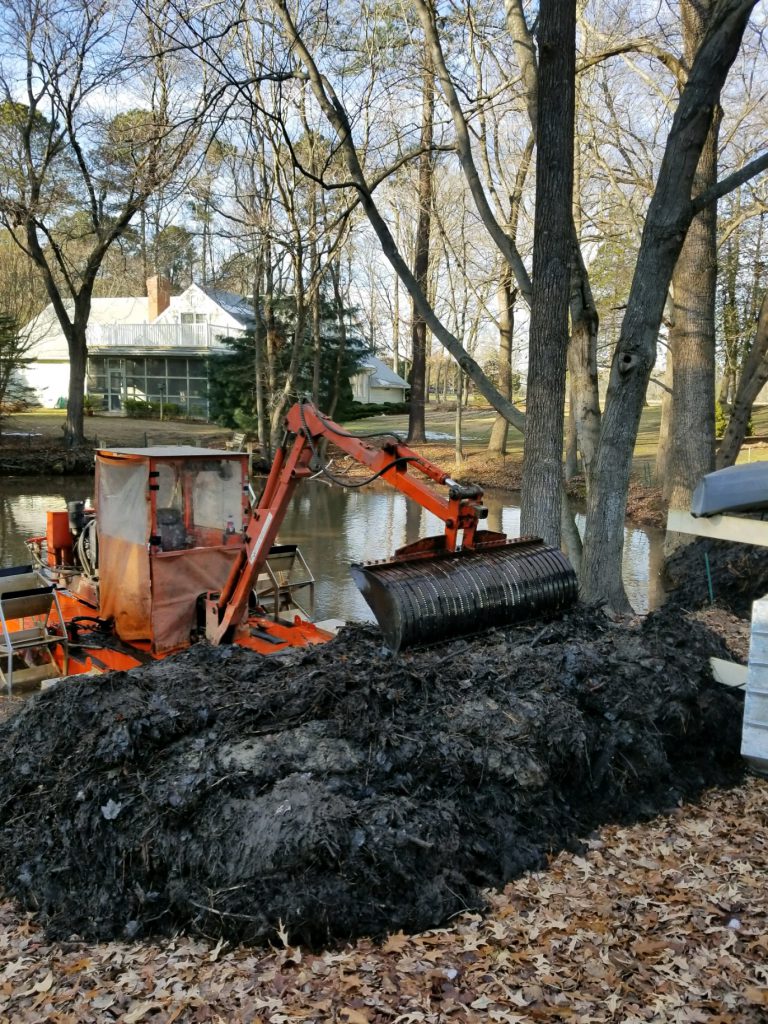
742,595,768,776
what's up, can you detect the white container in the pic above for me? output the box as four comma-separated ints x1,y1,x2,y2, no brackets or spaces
742,595,768,776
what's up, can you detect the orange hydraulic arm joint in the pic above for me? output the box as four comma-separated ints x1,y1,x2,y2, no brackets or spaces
286,401,488,552
204,399,488,645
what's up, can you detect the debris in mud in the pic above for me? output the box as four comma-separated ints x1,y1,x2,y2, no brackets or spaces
665,534,768,617
0,605,744,948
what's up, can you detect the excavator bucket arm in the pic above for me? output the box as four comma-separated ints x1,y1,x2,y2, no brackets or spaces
207,400,578,651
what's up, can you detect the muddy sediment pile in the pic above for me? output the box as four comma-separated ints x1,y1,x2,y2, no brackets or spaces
0,605,744,947
665,535,768,617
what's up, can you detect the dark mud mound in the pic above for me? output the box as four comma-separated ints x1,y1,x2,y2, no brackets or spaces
0,607,744,947
665,535,768,617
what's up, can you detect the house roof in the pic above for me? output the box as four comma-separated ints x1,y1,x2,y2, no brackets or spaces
200,288,257,326
359,355,410,390
26,297,149,337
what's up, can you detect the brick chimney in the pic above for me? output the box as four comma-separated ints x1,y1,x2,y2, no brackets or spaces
147,275,171,321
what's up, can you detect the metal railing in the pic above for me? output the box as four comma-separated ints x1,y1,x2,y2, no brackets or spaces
87,322,243,350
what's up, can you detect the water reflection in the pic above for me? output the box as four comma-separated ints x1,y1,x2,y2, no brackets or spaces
1,477,665,620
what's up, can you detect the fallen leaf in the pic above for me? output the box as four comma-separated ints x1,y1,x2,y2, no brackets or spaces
124,1000,163,1022
339,1009,371,1024
381,932,409,954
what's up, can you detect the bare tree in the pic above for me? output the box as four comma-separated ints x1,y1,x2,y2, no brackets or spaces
0,0,210,444
582,0,766,608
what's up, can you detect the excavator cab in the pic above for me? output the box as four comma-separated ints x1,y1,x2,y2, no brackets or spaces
94,447,249,653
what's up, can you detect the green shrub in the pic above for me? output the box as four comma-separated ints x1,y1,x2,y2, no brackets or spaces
124,398,153,418
715,401,727,438
716,400,754,438
233,408,260,433
346,401,410,420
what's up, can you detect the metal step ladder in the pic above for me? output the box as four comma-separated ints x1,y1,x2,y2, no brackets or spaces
254,545,316,621
0,565,69,693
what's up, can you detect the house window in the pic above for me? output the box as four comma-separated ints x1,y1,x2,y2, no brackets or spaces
166,377,187,400
87,354,213,418
146,358,166,377
180,313,207,324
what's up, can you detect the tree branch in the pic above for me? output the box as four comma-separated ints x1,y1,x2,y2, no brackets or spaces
692,150,768,212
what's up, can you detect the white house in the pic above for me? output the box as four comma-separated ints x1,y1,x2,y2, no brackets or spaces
350,355,410,405
23,277,255,417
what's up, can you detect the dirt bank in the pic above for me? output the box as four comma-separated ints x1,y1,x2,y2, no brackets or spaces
0,413,231,476
665,535,768,618
0,603,744,949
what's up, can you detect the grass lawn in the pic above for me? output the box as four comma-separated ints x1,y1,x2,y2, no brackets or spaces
342,401,768,472
1,408,232,448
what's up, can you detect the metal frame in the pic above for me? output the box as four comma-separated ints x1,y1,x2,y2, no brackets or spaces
255,545,316,622
0,565,69,693
667,506,768,772
667,509,768,548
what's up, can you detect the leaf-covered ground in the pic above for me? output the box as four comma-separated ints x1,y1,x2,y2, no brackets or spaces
0,776,765,1023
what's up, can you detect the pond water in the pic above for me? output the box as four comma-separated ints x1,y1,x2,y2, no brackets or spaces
0,476,666,619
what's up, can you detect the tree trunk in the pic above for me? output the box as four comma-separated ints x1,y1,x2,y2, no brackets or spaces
519,0,576,547
664,1,720,553
263,240,278,403
65,325,88,446
568,238,601,482
393,271,400,376
717,292,768,466
565,389,579,480
328,261,349,418
407,42,435,445
656,353,674,486
252,260,268,455
140,209,149,283
719,231,740,406
454,369,463,468
310,200,322,405
488,271,515,454
270,300,306,446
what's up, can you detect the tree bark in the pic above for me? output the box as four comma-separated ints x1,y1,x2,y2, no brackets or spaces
717,292,768,466
488,271,514,454
565,390,579,480
656,352,674,485
454,369,463,468
407,39,435,445
520,0,576,547
664,1,720,552
506,1,601,474
719,224,741,406
252,258,268,454
568,237,601,481
328,260,349,419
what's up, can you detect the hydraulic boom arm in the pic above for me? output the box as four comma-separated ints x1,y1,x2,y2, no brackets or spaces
204,399,489,644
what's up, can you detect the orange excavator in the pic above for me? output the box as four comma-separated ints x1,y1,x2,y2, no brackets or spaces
1,400,577,689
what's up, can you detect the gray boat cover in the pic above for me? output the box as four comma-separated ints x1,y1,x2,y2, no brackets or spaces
691,463,768,517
